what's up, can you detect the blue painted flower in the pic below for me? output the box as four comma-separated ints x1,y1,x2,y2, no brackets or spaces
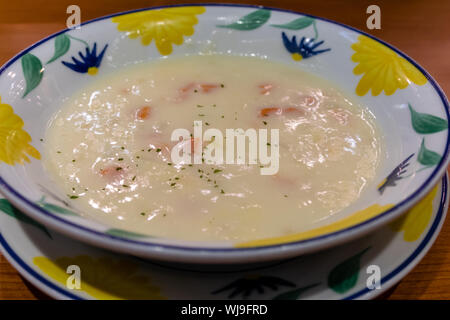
62,43,108,75
282,32,330,61
378,153,414,194
211,275,295,299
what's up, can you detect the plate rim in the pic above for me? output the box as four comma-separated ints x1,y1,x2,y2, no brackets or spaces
0,174,447,300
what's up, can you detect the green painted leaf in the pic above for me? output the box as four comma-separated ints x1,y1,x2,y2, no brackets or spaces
328,247,370,294
417,138,441,166
0,199,51,238
47,34,71,64
21,53,44,97
408,103,448,134
271,16,315,30
217,9,271,30
105,228,150,238
272,283,319,300
37,201,78,216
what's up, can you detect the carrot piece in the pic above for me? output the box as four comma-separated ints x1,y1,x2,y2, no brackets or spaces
99,165,124,179
136,106,151,120
259,107,305,117
285,107,304,114
258,84,273,95
99,167,113,176
260,107,282,117
200,83,220,93
176,82,222,102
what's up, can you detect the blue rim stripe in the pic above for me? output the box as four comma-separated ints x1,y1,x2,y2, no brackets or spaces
0,233,81,300
0,175,446,300
0,3,449,253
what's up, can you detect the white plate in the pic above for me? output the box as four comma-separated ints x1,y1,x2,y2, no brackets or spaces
0,174,447,300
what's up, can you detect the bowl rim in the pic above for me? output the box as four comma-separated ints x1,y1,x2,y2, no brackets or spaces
0,174,447,299
0,3,449,260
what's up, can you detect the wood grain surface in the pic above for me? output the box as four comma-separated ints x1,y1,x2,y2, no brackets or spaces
0,0,449,300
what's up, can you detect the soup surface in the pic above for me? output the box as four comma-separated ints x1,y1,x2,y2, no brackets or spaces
44,55,382,242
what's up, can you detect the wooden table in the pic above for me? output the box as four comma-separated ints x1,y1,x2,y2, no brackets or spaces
0,0,449,300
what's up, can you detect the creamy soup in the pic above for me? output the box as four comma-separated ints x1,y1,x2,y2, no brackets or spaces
43,55,382,242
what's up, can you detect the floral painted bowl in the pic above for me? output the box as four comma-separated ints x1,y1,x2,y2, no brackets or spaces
0,4,448,264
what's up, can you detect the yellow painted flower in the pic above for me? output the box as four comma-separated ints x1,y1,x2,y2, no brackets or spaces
351,35,427,96
390,185,438,242
236,203,393,248
33,255,165,300
0,96,40,165
112,6,206,55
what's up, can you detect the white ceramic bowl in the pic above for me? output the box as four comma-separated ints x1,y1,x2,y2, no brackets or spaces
0,4,448,263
